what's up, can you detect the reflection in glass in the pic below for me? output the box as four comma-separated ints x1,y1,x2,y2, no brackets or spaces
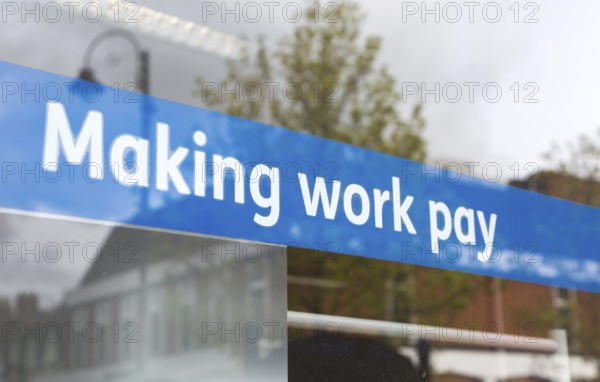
0,212,287,382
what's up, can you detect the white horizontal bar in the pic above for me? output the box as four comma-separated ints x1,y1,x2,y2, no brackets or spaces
288,311,558,353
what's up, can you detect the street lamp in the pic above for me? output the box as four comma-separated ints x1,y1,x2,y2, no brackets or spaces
78,28,152,211
79,28,150,96
79,29,151,378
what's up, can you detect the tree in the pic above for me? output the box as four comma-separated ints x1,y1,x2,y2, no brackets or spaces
543,128,600,182
195,0,475,335
195,0,425,161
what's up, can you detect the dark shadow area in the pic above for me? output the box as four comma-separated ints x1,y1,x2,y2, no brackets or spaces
289,334,418,382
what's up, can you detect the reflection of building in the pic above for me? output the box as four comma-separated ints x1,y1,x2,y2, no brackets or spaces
0,294,64,382
61,227,286,382
288,250,600,382
510,171,600,367
511,170,600,207
288,249,600,382
2,222,286,382
285,170,600,382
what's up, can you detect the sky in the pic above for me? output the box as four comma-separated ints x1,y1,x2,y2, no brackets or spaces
365,0,600,180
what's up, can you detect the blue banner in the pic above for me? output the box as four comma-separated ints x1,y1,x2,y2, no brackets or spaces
1,61,599,292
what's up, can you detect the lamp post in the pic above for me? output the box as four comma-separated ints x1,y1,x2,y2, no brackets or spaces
79,29,150,95
79,29,151,379
417,338,431,382
78,28,151,212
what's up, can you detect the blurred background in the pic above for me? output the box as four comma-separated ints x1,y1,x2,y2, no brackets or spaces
1,1,600,381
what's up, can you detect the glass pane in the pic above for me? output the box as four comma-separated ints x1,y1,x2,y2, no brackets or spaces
0,211,287,381
288,247,597,382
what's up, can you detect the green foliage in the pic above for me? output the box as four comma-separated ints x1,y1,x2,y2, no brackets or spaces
543,127,600,181
414,268,477,324
287,249,418,322
195,0,478,327
195,0,425,161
